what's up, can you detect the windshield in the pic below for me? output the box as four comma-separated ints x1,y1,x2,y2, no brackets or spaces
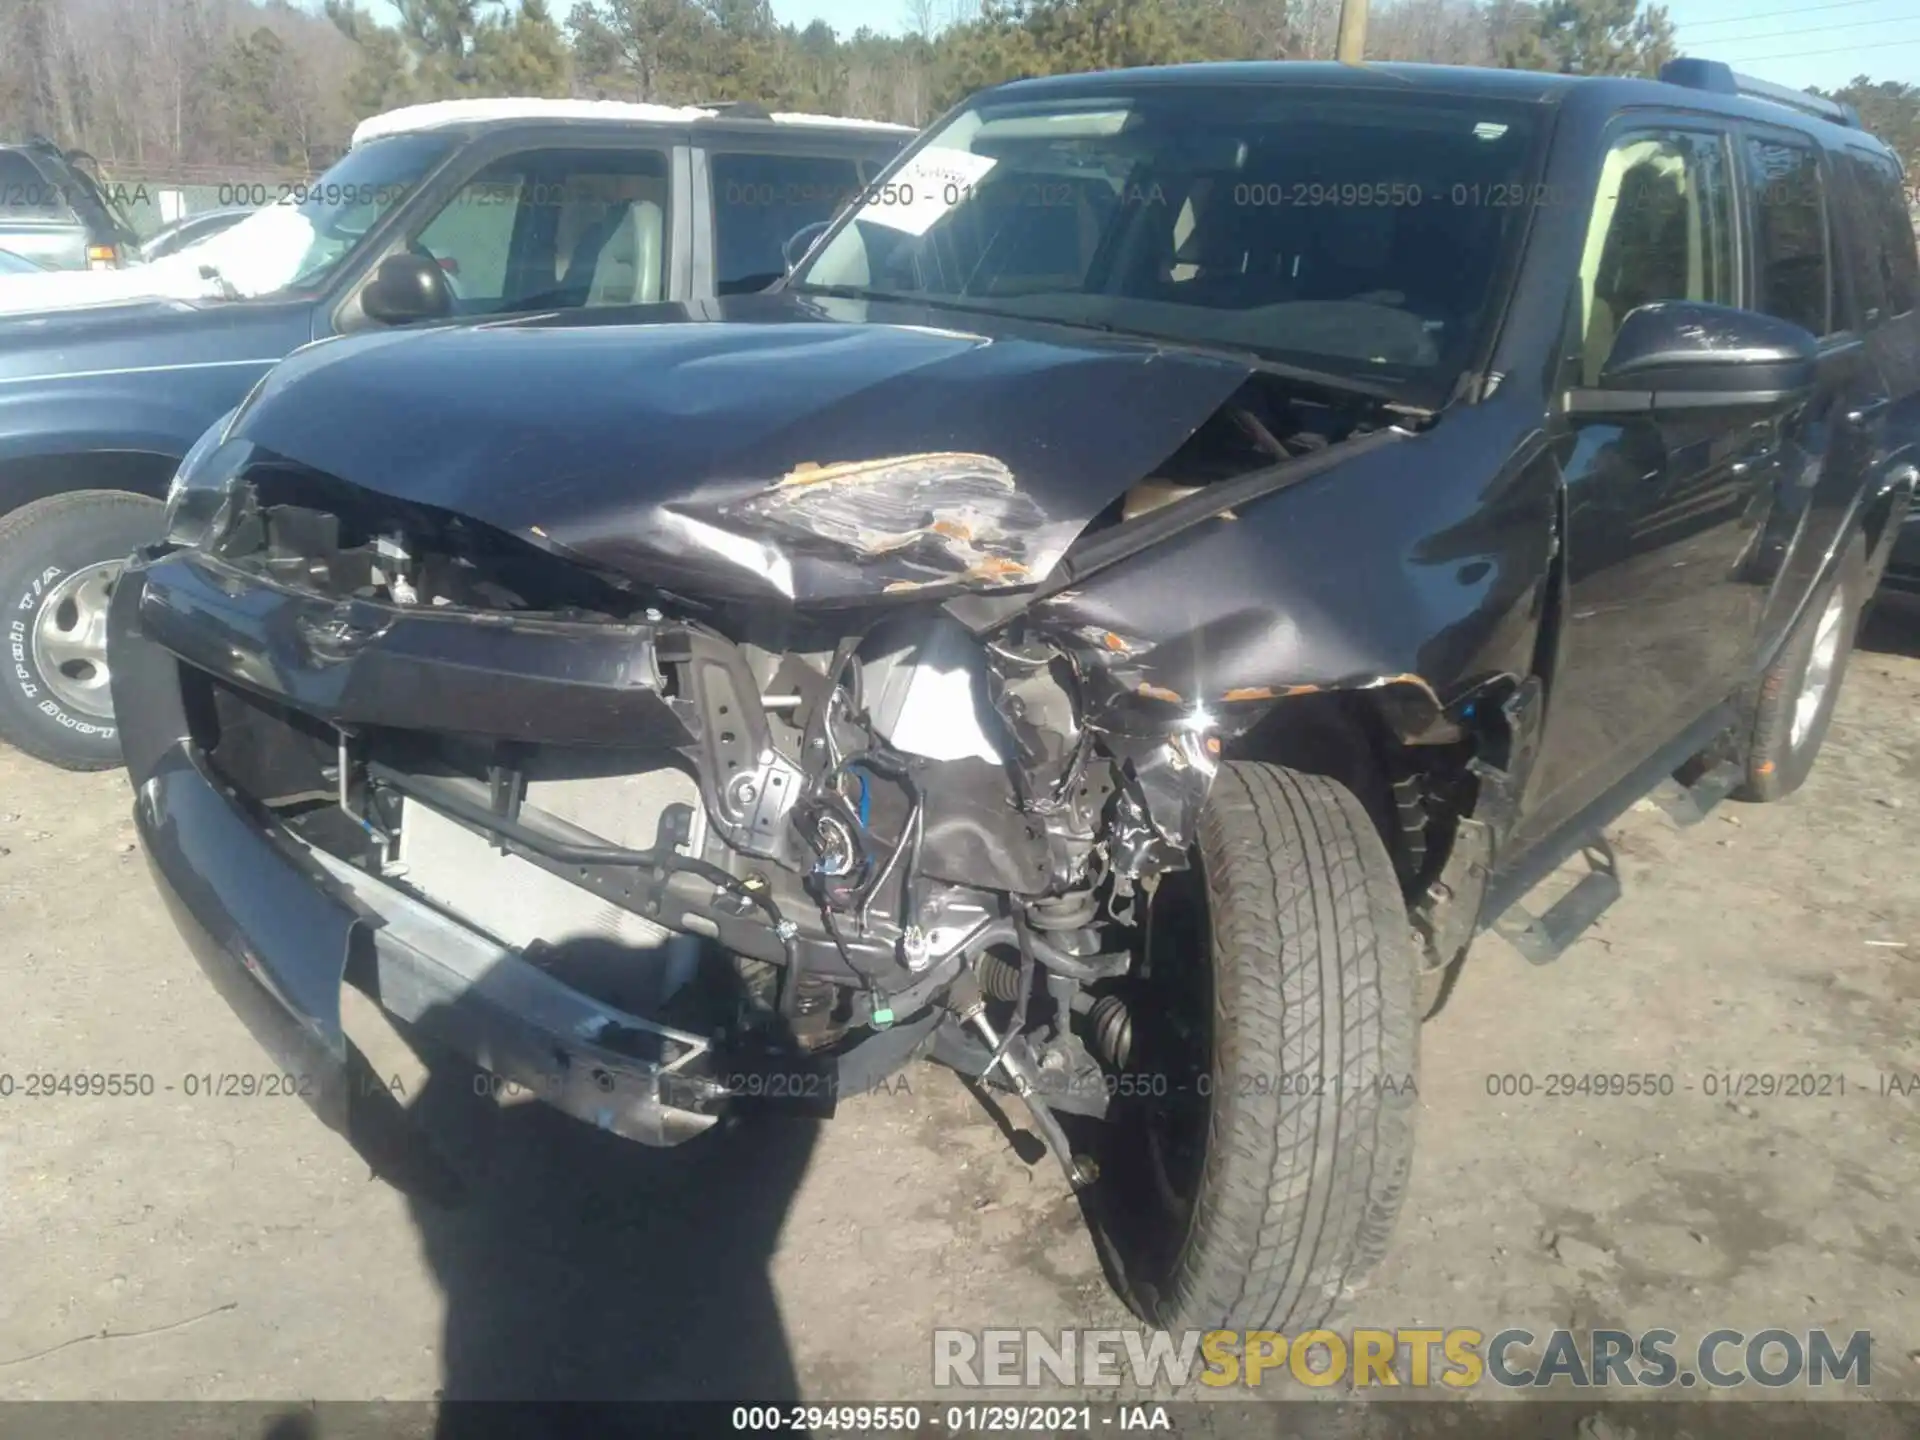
793,86,1545,395
161,131,454,298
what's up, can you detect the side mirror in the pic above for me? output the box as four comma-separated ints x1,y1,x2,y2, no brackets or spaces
782,221,831,274
1572,301,1818,415
361,252,453,326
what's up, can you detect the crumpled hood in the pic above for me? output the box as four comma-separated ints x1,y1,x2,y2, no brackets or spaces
227,296,1255,604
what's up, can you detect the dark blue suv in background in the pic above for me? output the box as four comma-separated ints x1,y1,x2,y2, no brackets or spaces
0,100,907,767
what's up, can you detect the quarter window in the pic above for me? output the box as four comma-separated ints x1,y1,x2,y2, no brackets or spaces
1746,138,1831,336
1576,130,1738,386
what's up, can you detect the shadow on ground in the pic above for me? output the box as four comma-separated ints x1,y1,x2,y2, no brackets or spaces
263,936,822,1439
1861,595,1920,659
400,1060,817,1407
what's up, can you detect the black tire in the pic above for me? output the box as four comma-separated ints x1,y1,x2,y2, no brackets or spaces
1734,537,1866,803
1092,762,1420,1332
0,490,164,770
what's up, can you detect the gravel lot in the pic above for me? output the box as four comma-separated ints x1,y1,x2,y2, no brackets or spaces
1,610,1916,1410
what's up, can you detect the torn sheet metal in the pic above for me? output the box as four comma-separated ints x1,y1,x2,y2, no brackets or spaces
681,452,1082,599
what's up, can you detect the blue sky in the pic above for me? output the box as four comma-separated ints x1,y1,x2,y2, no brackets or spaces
1661,0,1919,90
766,0,1920,89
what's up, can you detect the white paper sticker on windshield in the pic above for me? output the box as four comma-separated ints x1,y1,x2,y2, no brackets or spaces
856,148,998,238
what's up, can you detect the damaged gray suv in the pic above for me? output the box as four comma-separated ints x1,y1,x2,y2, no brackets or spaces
109,58,1918,1333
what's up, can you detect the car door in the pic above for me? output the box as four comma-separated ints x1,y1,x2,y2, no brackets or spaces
1525,118,1775,834
1828,144,1920,588
1734,128,1888,668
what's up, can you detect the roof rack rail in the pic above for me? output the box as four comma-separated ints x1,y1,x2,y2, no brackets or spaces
692,100,774,121
1660,58,1861,129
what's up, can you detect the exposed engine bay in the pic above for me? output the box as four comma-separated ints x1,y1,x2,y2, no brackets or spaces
153,366,1446,1184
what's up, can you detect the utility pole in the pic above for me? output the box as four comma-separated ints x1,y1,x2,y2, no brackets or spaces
1336,0,1368,62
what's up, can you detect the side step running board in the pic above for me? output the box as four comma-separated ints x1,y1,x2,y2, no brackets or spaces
1647,759,1743,827
1490,837,1620,966
1483,757,1737,966
1476,702,1743,967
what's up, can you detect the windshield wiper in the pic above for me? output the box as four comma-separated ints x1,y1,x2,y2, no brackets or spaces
197,261,240,301
790,281,931,306
791,282,1422,409
1068,321,1415,406
790,282,1047,324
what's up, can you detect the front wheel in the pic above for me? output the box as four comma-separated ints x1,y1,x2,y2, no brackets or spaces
0,490,164,769
1091,762,1420,1332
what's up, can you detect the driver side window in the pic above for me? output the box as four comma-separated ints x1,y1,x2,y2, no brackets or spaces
411,148,670,316
1576,129,1737,386
414,171,522,307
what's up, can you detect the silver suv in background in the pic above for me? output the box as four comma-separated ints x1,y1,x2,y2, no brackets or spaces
0,139,140,269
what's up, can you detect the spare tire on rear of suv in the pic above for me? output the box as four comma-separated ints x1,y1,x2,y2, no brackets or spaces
0,490,164,770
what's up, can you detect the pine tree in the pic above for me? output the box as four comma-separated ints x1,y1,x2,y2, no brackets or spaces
475,0,571,95
1497,0,1674,76
329,0,569,116
567,0,712,101
326,0,417,114
213,28,307,165
1818,77,1920,174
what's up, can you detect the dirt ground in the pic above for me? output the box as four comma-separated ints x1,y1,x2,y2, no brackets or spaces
1,611,1917,1409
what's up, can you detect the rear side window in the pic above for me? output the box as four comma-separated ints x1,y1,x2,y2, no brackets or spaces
1841,149,1919,323
0,151,69,219
710,152,874,295
1745,138,1831,336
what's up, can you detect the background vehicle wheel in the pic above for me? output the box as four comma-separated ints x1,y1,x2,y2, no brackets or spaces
1090,762,1420,1332
0,490,163,770
1734,537,1867,803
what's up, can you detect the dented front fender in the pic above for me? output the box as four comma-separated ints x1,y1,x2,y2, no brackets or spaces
1034,400,1560,737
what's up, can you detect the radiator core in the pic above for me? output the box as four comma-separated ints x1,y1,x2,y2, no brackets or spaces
395,759,706,954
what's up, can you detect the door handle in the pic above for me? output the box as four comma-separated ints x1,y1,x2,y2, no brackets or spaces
1845,396,1891,426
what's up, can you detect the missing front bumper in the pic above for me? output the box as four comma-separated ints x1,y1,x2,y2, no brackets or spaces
128,738,726,1151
